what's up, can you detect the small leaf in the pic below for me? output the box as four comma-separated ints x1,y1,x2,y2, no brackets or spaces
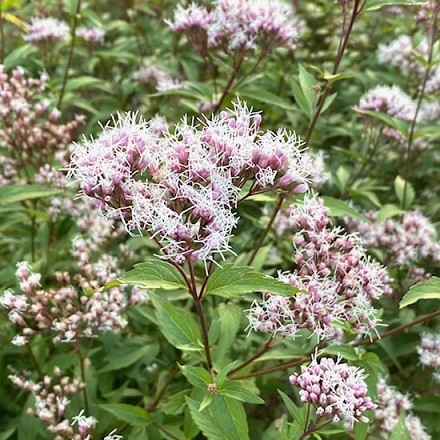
322,345,358,361
365,0,425,11
0,185,62,205
204,264,298,298
400,277,440,308
394,176,415,209
100,404,152,426
150,293,202,350
199,393,215,411
389,413,411,440
375,204,405,223
101,342,159,372
118,260,187,291
238,87,293,110
322,197,367,221
278,390,307,428
180,365,212,388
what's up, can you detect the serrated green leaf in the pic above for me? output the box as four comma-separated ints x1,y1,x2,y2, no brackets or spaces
400,277,440,308
150,293,202,350
219,380,264,404
180,365,211,388
204,264,297,299
199,393,215,411
118,260,187,291
186,396,250,440
100,404,152,426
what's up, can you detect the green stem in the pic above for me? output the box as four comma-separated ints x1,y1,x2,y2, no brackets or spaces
76,343,90,415
232,310,440,379
402,10,438,207
247,0,363,262
58,0,82,109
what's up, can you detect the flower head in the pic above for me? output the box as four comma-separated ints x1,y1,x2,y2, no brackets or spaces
289,356,376,426
24,17,69,43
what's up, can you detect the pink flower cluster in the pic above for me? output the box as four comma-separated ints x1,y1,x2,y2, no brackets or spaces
168,0,303,56
132,63,186,92
289,357,376,426
246,196,391,341
76,26,105,45
0,253,145,344
344,210,440,266
24,17,69,43
0,65,84,186
69,101,311,263
9,368,85,440
417,333,440,381
358,85,417,121
375,379,430,440
377,35,440,94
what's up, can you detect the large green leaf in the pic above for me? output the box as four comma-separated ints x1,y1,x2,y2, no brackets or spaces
118,260,187,291
204,264,298,299
186,396,250,440
218,380,264,404
150,293,202,350
99,404,152,426
400,277,440,308
0,185,62,205
322,345,358,361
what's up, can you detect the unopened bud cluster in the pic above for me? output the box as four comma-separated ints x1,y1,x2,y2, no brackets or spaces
289,357,376,426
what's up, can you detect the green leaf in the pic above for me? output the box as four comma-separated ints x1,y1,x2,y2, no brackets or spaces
204,264,298,299
278,390,307,428
199,393,215,411
180,365,212,388
322,345,358,361
298,64,317,114
375,204,405,223
214,304,242,366
365,0,425,11
186,396,250,440
150,293,202,350
394,176,415,209
100,404,152,426
389,413,411,440
355,108,409,135
101,342,159,372
238,87,293,110
322,197,367,221
0,185,62,205
219,380,264,404
118,260,187,291
400,277,440,308
64,76,112,93
291,79,312,118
